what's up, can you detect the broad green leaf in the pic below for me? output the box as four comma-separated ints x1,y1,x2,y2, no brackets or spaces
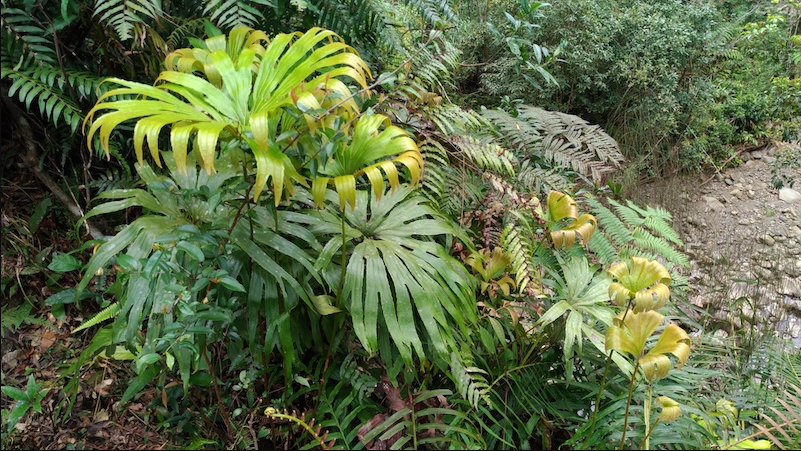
48,253,82,273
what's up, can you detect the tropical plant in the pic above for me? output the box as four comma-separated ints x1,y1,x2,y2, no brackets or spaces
1,375,50,433
69,28,480,440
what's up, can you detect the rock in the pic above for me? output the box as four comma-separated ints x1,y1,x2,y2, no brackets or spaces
730,188,742,198
703,195,725,211
752,150,765,159
763,156,776,164
779,278,801,298
725,178,734,186
738,218,751,225
779,188,801,203
747,190,756,199
759,234,776,246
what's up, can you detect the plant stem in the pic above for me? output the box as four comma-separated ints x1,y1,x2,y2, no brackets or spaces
618,360,641,450
643,383,653,450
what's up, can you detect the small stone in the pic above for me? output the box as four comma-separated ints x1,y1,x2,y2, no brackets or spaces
703,196,725,212
725,178,734,186
747,190,756,199
738,218,750,225
759,234,776,246
730,188,742,198
779,188,801,203
752,150,765,159
760,260,773,269
763,156,776,164
731,210,738,215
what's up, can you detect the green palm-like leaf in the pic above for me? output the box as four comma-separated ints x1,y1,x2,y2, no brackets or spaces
607,256,672,312
605,309,691,381
315,186,477,367
546,191,597,249
84,27,417,206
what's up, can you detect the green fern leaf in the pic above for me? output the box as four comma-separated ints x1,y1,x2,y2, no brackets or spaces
95,0,163,41
73,303,121,334
1,7,57,65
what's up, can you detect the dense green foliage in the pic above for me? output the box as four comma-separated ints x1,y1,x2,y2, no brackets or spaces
2,0,800,450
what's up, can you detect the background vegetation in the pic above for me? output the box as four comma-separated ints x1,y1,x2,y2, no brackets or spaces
1,0,799,449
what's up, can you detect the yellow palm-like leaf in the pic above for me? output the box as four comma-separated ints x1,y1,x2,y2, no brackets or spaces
85,27,385,206
605,309,664,358
606,309,691,381
639,323,691,381
656,396,681,422
550,213,597,250
607,256,672,311
314,113,422,209
546,191,596,249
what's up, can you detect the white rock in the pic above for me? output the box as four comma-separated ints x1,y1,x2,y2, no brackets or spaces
779,188,801,203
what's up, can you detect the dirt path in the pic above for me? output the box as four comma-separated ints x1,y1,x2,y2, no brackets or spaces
625,143,801,344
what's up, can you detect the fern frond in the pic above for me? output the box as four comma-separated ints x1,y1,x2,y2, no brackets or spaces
733,384,801,450
312,0,403,63
0,303,56,338
165,18,206,51
406,0,456,28
484,106,625,184
1,7,57,65
449,135,516,175
426,104,487,136
2,65,85,131
516,161,571,194
583,195,689,268
95,0,164,41
317,378,372,449
450,352,491,409
72,303,121,334
500,222,537,294
203,0,273,31
358,388,482,449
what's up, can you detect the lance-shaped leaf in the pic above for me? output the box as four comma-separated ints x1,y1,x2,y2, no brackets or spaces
607,256,671,312
546,191,596,249
656,396,681,422
605,309,691,381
